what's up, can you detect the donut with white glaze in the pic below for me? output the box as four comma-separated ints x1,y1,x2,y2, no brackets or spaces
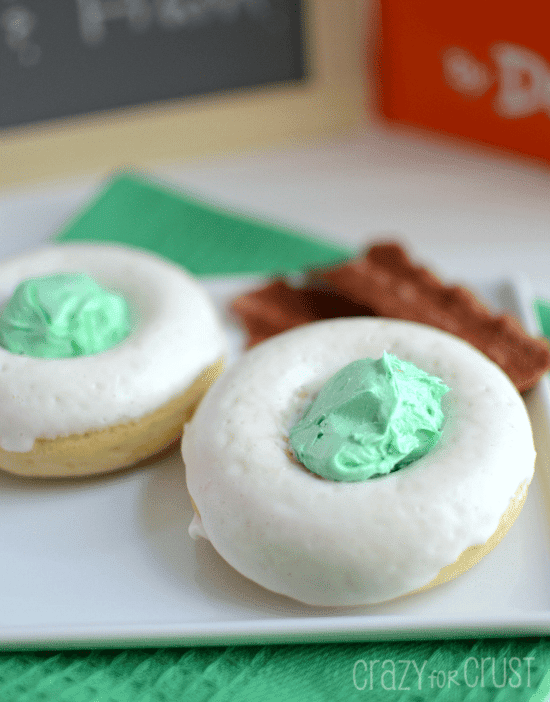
182,318,535,606
0,243,227,478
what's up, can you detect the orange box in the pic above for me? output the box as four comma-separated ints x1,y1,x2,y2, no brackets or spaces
378,1,550,161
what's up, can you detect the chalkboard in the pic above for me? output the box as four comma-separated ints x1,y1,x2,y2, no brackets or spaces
0,0,305,128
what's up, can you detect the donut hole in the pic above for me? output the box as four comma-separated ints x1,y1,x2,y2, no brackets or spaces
0,273,138,360
283,356,450,482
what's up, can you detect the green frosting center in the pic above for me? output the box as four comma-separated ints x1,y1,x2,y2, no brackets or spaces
289,352,450,481
0,273,131,358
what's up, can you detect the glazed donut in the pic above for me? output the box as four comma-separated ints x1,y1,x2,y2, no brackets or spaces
182,317,535,606
0,243,226,478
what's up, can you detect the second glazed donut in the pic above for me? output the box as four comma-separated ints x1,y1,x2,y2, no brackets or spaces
182,318,535,606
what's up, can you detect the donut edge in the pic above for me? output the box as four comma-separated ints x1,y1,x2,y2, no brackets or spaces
182,317,537,607
188,477,531,606
0,357,224,478
409,477,531,596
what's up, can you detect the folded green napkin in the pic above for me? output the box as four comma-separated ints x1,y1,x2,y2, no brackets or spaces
55,171,352,276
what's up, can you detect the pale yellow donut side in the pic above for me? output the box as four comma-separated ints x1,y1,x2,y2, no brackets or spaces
411,479,529,595
189,478,529,603
0,358,223,478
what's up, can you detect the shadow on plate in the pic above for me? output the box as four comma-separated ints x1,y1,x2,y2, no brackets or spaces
137,451,388,618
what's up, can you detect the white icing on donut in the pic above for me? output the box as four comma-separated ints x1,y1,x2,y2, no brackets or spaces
182,318,536,606
0,243,227,452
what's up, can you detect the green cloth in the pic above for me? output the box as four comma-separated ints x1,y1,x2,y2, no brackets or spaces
55,172,352,276
1,640,549,701
1,172,547,700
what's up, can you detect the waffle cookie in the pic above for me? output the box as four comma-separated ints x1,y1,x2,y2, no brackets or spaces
231,242,550,393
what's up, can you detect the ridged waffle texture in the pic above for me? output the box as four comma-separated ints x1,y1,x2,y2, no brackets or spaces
232,242,550,393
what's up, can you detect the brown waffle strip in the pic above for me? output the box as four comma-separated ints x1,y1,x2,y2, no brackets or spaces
231,242,550,393
231,279,376,347
315,242,550,393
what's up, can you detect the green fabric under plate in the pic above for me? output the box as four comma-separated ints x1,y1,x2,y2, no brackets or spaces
3,172,548,701
1,640,550,701
55,172,352,276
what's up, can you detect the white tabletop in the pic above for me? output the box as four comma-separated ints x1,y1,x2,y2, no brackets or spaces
2,123,550,285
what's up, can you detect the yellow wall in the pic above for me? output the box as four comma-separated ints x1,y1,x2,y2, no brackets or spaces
1,1,368,189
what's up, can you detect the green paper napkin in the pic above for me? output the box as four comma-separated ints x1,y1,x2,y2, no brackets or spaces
55,171,352,276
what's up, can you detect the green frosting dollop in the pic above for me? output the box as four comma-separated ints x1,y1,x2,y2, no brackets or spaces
0,273,131,358
289,352,450,481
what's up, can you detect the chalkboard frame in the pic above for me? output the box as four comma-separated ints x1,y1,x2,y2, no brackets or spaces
1,0,306,129
0,0,366,188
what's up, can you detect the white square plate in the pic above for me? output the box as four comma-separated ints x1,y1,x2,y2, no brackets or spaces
1,274,550,650
1,188,550,650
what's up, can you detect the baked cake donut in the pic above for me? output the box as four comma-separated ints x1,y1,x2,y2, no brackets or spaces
0,243,226,478
182,317,535,606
